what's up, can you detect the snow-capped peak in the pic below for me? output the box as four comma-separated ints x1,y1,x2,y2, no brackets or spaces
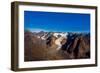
53,32,68,38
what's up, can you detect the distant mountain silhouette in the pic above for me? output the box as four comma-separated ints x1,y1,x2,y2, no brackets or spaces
24,30,90,61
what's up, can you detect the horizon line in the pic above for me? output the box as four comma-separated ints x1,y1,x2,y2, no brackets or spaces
25,28,90,33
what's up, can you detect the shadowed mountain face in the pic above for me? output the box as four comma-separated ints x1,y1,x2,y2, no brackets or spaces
24,30,90,61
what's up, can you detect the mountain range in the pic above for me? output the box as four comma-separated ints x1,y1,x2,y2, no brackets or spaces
24,30,90,61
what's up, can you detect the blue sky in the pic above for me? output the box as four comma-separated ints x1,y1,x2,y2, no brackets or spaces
24,11,90,32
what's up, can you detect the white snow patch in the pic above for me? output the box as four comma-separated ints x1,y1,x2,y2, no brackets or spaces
54,33,68,50
53,32,68,38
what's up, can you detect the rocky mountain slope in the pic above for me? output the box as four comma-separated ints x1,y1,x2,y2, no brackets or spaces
24,30,90,61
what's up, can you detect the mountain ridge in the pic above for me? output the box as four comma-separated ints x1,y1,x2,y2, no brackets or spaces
24,30,90,61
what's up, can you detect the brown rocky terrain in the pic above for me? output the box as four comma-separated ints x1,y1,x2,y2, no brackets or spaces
24,30,90,61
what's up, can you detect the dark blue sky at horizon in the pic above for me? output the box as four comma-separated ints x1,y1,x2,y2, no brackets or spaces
24,11,90,32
